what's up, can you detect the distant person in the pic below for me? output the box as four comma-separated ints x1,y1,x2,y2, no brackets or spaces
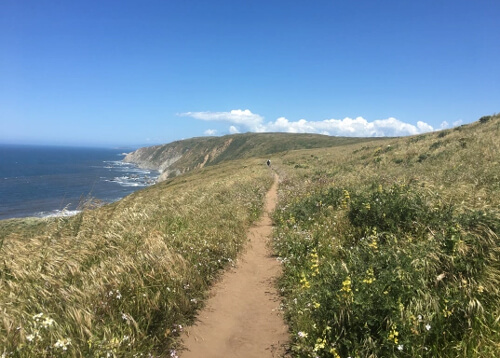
267,159,271,167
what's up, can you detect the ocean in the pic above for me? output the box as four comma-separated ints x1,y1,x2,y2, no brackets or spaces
0,144,159,220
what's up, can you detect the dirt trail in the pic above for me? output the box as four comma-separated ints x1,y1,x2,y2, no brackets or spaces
181,173,289,358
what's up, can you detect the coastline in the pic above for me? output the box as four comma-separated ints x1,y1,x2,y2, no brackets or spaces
0,145,159,221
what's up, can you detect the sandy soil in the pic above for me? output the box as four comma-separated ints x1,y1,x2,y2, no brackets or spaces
180,173,289,358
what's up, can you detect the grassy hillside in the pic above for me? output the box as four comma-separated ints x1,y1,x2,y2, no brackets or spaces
271,114,500,357
0,159,274,357
124,132,385,179
1,113,499,357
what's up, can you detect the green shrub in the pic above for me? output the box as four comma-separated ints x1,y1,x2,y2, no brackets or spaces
479,115,492,124
274,182,500,357
438,130,450,138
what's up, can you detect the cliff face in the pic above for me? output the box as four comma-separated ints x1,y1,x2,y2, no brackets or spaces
123,136,235,181
123,145,185,172
124,132,384,181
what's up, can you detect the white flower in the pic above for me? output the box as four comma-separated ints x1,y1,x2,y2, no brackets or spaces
33,313,43,321
42,317,55,328
397,344,404,351
297,331,308,338
418,314,423,321
425,324,431,331
54,338,71,350
26,334,35,342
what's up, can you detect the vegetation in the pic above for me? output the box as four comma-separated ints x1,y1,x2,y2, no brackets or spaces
272,114,500,357
1,113,499,357
125,132,385,178
0,159,273,357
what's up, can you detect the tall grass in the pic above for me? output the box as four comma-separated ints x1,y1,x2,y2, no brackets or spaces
0,159,273,357
272,115,500,357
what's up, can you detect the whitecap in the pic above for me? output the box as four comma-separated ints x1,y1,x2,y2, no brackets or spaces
39,209,81,218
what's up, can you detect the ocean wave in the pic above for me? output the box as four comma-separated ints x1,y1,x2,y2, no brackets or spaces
39,209,81,218
100,161,159,186
106,174,156,187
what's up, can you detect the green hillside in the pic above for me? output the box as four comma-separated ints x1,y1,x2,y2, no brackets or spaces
124,132,386,179
1,113,499,357
270,114,500,357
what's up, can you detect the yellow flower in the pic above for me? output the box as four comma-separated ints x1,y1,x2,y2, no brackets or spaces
314,337,326,352
368,238,378,251
330,347,341,358
300,273,310,289
442,307,452,317
310,249,320,276
340,277,352,293
340,276,353,301
341,190,350,208
388,325,400,344
362,267,376,284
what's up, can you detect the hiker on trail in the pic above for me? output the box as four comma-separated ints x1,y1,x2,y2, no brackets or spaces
266,159,271,167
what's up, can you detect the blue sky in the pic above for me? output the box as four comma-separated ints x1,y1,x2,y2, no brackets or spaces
1,0,499,147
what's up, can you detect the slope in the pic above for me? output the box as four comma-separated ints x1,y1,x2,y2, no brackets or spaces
124,132,386,180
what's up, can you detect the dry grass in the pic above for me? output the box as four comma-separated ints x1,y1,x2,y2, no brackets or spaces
2,114,499,357
0,158,273,357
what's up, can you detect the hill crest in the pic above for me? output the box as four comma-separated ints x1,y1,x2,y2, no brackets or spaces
124,132,384,181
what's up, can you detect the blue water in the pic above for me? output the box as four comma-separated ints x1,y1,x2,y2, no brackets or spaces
0,144,158,220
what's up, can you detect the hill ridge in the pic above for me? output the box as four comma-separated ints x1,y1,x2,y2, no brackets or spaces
124,132,385,181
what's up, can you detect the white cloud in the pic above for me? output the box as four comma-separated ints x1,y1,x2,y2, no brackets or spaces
440,121,449,129
453,119,463,127
262,116,434,137
180,109,264,128
417,121,434,133
229,125,240,134
204,129,217,136
183,109,435,137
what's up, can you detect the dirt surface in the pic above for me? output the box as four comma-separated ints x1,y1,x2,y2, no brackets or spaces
180,173,289,358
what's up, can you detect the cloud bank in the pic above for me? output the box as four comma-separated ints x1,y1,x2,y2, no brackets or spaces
180,109,436,137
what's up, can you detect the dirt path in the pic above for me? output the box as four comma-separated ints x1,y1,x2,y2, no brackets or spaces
181,173,289,358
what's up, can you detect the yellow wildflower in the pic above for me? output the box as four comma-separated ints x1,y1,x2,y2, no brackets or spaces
300,273,310,289
362,267,376,284
330,347,341,358
388,325,399,344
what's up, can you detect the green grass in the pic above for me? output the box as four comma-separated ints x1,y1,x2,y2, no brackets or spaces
271,114,500,357
125,132,385,178
0,159,273,357
2,113,499,357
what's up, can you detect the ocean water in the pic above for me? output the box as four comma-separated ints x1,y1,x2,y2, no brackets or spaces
0,144,158,220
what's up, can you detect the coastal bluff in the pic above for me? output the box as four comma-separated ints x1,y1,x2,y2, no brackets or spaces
123,132,382,181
